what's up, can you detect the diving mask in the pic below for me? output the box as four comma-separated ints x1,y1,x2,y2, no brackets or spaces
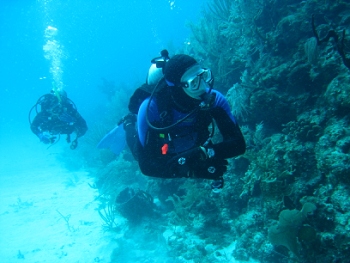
180,64,213,99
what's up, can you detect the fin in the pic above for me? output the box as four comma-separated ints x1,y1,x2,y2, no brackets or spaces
97,125,126,155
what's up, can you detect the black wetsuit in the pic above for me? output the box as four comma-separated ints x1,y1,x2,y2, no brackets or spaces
31,94,87,141
136,88,246,179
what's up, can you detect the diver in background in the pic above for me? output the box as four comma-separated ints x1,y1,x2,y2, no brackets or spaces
29,89,88,149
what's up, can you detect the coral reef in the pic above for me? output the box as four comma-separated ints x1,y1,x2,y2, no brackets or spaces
268,202,317,257
71,0,350,262
174,0,350,261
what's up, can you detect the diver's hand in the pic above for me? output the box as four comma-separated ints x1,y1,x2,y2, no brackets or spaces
167,147,207,166
38,133,50,144
70,139,78,150
193,159,228,180
38,133,56,144
166,147,208,177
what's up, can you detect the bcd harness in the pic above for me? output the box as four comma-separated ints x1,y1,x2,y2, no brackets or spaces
28,94,77,126
144,78,216,156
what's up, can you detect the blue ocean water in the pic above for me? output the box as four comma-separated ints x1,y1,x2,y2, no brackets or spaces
6,1,349,262
0,0,206,144
0,1,208,261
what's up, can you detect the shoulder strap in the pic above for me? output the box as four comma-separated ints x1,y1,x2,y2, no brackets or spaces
153,87,173,128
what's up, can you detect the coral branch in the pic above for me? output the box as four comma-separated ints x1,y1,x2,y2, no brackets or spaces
311,14,350,70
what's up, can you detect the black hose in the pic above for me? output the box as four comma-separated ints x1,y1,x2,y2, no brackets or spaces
145,78,199,132
28,104,36,125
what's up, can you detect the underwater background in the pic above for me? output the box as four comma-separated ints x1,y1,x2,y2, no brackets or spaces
1,0,350,262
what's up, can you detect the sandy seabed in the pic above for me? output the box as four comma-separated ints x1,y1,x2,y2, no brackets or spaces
0,134,259,263
0,138,115,263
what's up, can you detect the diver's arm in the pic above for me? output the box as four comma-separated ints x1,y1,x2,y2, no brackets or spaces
30,112,47,136
65,103,88,137
210,91,246,159
74,114,88,137
30,113,54,144
30,118,41,135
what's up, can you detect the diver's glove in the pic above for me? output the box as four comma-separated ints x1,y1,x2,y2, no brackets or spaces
59,112,76,124
166,147,205,177
166,147,210,178
193,158,228,180
70,139,78,150
166,142,216,165
167,152,227,179
202,140,215,158
167,146,207,167
38,133,51,144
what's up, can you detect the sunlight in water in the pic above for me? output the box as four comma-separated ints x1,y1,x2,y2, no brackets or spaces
43,25,64,92
40,0,65,93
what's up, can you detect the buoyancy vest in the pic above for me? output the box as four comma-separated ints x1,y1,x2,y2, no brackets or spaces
143,86,213,156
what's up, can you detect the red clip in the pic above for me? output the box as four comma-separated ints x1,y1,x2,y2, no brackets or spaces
161,144,168,155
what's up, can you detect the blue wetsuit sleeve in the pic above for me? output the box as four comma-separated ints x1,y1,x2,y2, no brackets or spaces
210,90,246,159
137,98,151,147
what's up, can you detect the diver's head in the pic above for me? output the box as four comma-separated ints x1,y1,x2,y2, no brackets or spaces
51,89,68,103
164,54,213,100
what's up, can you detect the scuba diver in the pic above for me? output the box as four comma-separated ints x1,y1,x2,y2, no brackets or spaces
98,51,245,191
131,53,245,191
29,89,88,149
